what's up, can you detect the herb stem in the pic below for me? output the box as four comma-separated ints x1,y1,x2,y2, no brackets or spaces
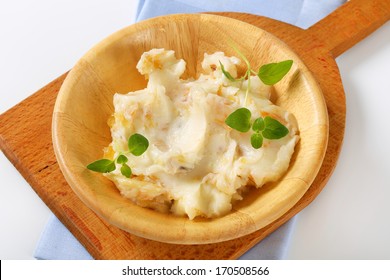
229,41,250,69
244,70,251,106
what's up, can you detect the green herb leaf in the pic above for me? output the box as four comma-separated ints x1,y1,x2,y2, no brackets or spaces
120,163,132,178
87,159,116,173
128,133,149,156
219,61,236,82
252,117,265,132
251,133,263,149
262,116,289,139
116,155,128,164
225,108,252,133
258,60,293,85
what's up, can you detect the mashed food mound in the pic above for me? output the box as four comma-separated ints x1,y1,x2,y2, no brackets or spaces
104,49,299,219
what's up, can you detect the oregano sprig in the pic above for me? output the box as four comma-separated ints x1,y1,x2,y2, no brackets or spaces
220,59,293,103
225,110,289,149
219,42,293,106
220,44,292,149
251,116,289,149
87,133,149,178
117,154,132,178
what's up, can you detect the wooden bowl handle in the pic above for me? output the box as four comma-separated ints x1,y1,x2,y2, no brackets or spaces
307,0,390,58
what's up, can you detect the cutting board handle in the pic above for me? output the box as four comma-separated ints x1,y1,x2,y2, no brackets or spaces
308,0,390,58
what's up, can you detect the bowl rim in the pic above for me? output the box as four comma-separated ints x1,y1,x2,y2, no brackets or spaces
52,13,328,244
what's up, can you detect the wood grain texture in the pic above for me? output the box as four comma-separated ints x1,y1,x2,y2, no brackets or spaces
52,13,328,245
1,0,389,259
308,0,390,57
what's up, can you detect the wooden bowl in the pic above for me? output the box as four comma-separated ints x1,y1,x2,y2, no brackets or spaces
52,14,328,244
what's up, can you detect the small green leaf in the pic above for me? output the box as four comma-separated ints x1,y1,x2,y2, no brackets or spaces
120,163,132,178
258,60,293,85
251,133,263,149
128,133,149,156
225,108,252,133
87,159,116,173
252,117,265,132
219,61,236,82
116,155,128,164
262,116,289,139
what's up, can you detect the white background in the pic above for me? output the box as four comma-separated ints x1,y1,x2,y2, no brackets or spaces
2,260,390,279
1,0,389,259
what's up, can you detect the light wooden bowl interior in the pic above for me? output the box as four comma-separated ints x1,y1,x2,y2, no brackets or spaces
52,14,328,244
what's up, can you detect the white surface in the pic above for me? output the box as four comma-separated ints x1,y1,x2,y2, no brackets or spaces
0,0,139,260
287,20,390,259
1,0,389,260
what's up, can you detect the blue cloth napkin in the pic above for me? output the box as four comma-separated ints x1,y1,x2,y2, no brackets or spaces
34,0,346,260
136,0,345,29
34,214,297,260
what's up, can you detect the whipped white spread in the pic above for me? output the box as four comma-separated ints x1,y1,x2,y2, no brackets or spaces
104,48,299,219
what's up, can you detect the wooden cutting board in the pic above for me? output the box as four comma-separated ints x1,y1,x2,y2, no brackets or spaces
0,0,389,259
